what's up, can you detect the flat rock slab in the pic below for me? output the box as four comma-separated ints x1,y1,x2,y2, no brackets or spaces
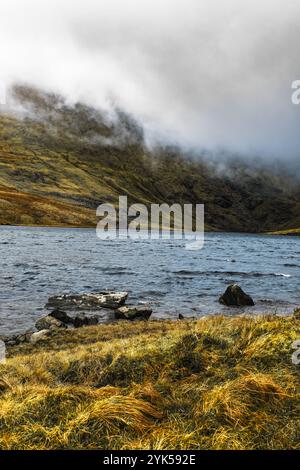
46,292,128,310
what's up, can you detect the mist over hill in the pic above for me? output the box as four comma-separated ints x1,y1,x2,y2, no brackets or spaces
0,85,299,233
1,0,300,160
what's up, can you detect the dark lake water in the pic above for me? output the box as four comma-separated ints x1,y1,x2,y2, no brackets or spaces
0,226,299,335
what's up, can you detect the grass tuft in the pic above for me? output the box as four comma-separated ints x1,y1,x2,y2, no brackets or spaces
0,315,299,449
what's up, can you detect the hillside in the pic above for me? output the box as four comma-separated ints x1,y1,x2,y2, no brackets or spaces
0,85,300,232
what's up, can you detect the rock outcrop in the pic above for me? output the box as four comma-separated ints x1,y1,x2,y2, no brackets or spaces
30,329,51,344
219,284,254,306
49,308,73,324
35,315,66,331
73,315,99,328
115,306,152,321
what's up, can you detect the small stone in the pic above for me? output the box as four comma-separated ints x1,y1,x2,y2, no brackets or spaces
30,330,50,344
46,292,128,310
293,308,300,320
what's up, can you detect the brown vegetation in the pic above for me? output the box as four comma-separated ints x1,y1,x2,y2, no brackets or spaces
0,315,299,450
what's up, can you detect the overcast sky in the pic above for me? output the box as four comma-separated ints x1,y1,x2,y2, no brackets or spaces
0,0,299,159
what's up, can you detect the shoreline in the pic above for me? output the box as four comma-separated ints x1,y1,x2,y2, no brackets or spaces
1,305,298,350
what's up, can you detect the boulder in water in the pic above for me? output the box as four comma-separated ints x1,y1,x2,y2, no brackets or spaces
219,284,254,306
0,330,33,347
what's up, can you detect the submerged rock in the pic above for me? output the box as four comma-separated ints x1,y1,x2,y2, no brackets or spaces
219,284,254,307
73,314,99,328
46,292,128,310
35,315,66,331
115,306,152,321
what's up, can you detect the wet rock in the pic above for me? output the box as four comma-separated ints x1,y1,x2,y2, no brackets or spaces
49,308,73,324
115,306,152,321
293,308,300,320
17,333,30,343
35,315,66,331
30,329,50,344
178,314,185,320
219,284,254,307
0,330,33,347
46,292,128,310
73,315,99,328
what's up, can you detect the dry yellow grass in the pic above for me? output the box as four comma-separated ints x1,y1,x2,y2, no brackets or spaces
267,228,300,236
0,188,96,226
0,315,299,450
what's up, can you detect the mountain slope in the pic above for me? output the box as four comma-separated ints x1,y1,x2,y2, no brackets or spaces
0,85,300,231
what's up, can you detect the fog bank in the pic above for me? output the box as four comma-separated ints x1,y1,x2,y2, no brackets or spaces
0,0,299,160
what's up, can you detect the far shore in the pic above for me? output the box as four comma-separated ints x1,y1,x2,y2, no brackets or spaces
1,223,300,236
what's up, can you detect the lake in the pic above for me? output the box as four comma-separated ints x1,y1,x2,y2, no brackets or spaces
0,226,299,335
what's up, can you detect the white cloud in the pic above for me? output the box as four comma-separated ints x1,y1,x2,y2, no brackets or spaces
0,0,299,158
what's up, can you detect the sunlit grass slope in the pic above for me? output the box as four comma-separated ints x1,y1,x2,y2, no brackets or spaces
0,315,299,450
268,228,300,236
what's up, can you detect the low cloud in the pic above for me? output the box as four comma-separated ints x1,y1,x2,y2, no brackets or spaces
0,0,299,160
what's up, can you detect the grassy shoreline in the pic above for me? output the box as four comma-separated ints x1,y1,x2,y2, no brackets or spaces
267,228,300,236
1,315,299,450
